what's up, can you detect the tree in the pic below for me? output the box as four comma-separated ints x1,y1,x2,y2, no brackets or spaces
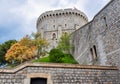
18,35,34,48
0,40,17,65
5,43,35,64
32,32,49,59
57,32,73,54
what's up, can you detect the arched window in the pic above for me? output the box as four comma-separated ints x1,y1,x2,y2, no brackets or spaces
90,45,98,65
52,33,56,40
66,12,68,15
44,16,46,18
75,13,77,15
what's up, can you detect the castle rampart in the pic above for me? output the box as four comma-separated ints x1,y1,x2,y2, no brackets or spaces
71,0,120,66
0,63,119,84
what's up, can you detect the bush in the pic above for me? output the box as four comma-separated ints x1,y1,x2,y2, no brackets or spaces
49,49,64,63
62,54,78,64
32,49,78,64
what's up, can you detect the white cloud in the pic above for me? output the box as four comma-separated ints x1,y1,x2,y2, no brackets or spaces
0,0,110,43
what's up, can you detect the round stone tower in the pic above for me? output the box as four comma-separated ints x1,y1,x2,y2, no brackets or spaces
37,8,88,51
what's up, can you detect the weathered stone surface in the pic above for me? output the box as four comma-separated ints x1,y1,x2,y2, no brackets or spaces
71,0,120,66
0,63,119,84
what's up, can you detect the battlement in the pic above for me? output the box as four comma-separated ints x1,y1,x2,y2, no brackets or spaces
37,8,88,27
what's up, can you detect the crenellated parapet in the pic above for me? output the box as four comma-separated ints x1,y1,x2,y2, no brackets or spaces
37,8,88,27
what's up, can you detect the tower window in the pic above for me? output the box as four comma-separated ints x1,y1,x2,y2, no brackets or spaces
65,24,67,27
53,25,55,29
56,13,58,16
75,13,77,15
52,33,56,40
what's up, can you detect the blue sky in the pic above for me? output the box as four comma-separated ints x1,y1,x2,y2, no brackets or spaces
0,0,110,44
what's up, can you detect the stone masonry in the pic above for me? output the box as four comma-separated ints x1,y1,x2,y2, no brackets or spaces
71,0,120,66
0,1,120,84
37,8,88,51
0,63,119,84
36,0,120,67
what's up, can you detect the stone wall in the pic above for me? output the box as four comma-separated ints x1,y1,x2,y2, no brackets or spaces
71,0,120,66
0,63,119,84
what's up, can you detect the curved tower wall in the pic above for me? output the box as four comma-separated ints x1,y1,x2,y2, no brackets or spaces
37,8,88,51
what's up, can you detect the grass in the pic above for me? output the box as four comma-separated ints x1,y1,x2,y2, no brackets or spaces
32,56,51,63
33,55,78,64
6,55,78,68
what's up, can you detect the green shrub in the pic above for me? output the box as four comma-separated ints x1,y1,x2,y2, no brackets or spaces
49,49,64,63
62,54,78,64
32,49,78,64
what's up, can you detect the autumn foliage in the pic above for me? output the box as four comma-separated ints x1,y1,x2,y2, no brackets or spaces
5,36,36,64
5,42,35,63
5,33,48,64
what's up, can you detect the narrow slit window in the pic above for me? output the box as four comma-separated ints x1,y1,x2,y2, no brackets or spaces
65,24,67,27
90,48,93,57
93,45,97,61
103,17,108,28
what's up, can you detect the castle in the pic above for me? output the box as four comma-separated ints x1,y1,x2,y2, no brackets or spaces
37,0,120,67
0,0,119,84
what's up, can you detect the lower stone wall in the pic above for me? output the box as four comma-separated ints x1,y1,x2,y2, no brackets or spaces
0,63,119,84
